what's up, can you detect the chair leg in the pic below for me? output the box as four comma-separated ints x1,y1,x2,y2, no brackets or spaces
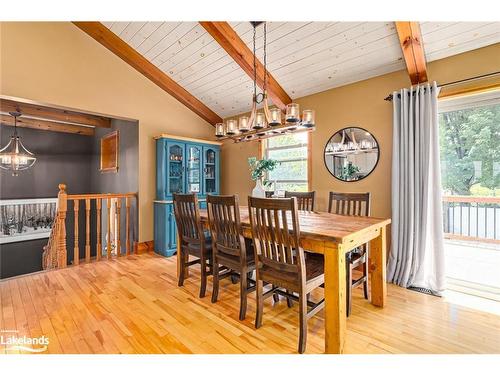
230,273,239,284
178,249,186,287
211,260,219,303
239,271,248,320
363,255,369,300
346,262,352,317
298,292,307,354
286,290,294,308
255,279,264,329
200,257,207,298
272,284,279,303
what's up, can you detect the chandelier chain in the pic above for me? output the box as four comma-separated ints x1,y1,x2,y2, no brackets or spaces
253,24,257,99
13,113,19,137
263,22,267,92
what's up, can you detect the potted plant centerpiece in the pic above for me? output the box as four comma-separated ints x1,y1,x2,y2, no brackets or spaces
248,157,279,198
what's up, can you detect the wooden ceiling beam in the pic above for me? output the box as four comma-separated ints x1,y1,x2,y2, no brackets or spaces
0,98,110,128
0,114,95,136
72,22,222,126
395,22,428,84
199,22,292,111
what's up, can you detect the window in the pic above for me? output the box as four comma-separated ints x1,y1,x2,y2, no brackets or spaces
263,132,309,192
439,90,500,197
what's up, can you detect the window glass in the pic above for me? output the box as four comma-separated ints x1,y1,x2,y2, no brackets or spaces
264,133,309,192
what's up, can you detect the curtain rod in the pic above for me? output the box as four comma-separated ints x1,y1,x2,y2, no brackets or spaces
384,71,500,101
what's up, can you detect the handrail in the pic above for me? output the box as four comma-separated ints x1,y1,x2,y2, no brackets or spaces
67,192,137,200
442,194,499,244
442,195,500,204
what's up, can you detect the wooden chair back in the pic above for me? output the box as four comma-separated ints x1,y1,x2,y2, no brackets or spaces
328,192,371,216
285,191,315,211
248,196,305,279
207,194,247,264
173,193,205,246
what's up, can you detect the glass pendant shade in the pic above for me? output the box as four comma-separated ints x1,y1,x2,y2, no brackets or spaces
285,103,300,123
253,112,266,130
301,109,315,128
238,116,250,132
226,119,238,135
215,123,225,137
269,108,282,126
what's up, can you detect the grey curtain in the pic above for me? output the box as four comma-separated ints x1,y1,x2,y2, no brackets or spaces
387,82,446,295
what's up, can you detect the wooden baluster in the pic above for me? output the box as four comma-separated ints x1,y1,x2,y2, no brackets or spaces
96,198,102,261
116,199,121,257
85,198,91,263
126,197,131,256
73,199,79,265
57,184,68,268
107,197,112,259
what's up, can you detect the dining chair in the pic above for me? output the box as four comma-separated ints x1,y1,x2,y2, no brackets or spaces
285,191,316,211
248,196,325,353
173,193,212,298
328,192,371,316
207,194,256,320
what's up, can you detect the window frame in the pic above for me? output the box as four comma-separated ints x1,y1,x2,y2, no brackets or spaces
439,89,500,113
259,132,312,192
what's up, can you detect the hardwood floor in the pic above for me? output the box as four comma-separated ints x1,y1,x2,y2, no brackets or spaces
1,252,499,354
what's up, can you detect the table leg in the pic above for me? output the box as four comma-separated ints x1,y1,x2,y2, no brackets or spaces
323,243,346,354
369,226,387,307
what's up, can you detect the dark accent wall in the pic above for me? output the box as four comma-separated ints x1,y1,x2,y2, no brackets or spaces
0,126,93,198
0,119,138,279
0,127,93,278
87,119,139,261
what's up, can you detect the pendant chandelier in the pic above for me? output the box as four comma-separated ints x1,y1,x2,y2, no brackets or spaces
215,22,316,142
0,112,37,176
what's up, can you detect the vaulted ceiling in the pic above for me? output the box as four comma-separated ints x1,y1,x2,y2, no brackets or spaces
101,21,500,119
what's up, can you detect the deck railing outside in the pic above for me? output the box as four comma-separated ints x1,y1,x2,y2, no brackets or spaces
442,195,500,244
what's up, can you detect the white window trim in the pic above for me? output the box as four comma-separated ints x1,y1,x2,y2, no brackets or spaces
439,89,500,113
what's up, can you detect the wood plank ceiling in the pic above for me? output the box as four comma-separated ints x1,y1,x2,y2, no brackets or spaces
102,21,500,119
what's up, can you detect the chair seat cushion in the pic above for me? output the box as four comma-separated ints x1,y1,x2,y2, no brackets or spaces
259,251,324,290
215,238,255,268
186,236,212,257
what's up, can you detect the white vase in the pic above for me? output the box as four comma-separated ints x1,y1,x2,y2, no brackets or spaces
252,179,266,198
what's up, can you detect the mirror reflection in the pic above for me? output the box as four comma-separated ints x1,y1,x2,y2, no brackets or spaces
324,127,379,181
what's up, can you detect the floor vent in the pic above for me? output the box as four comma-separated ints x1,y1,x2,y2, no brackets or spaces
408,286,441,297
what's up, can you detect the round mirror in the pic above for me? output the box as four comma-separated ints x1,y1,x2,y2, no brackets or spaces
324,127,379,182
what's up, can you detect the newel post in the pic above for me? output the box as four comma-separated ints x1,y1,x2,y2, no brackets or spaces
57,183,68,268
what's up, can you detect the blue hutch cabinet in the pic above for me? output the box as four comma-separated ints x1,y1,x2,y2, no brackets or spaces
154,134,221,257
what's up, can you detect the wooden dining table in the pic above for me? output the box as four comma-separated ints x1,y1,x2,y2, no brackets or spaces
177,206,391,354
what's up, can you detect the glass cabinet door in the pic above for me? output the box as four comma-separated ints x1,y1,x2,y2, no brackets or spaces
186,144,201,194
203,147,217,194
167,143,185,195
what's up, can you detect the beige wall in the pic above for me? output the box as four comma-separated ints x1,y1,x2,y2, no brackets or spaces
1,22,499,238
0,22,214,242
221,43,500,219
